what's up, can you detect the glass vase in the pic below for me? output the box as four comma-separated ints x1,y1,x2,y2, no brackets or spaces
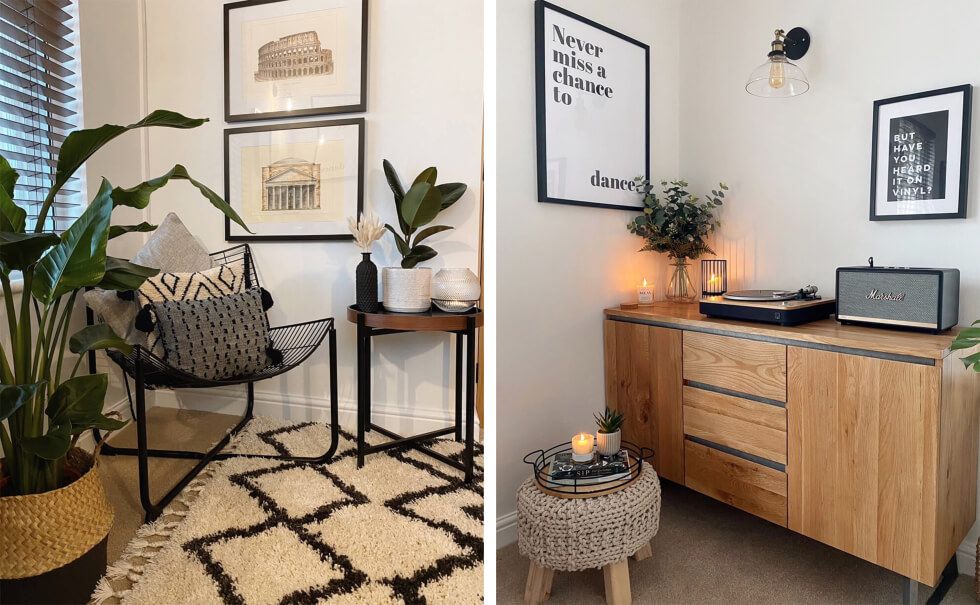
666,258,699,303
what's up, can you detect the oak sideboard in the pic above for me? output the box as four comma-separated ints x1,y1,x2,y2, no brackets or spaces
603,302,979,589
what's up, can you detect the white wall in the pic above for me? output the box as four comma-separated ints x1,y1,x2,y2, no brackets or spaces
496,0,681,544
678,0,980,574
129,0,483,432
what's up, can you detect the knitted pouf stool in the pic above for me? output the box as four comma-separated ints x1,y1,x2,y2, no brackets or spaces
517,465,661,605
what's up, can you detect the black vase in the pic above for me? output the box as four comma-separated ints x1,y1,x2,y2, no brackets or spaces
356,252,380,312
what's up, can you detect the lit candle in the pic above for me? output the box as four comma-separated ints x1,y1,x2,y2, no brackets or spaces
571,432,595,462
638,279,654,305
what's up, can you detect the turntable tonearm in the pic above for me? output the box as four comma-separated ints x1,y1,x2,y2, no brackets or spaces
699,285,836,326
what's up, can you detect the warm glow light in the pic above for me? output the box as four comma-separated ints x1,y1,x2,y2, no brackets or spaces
642,278,648,287
571,432,595,461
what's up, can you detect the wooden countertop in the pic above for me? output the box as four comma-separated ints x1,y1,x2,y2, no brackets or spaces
604,302,961,360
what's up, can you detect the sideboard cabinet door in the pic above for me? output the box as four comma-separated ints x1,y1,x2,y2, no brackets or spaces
786,346,940,583
603,320,684,483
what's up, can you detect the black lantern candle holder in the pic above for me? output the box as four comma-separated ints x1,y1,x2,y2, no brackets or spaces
701,259,728,297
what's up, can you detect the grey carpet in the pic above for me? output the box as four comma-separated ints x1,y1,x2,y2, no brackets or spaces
496,480,976,604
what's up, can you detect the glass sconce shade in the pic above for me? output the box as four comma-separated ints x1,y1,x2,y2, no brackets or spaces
745,55,809,97
701,259,728,297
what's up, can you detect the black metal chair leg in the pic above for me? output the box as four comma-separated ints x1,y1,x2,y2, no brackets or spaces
356,317,367,468
455,333,463,442
464,318,476,483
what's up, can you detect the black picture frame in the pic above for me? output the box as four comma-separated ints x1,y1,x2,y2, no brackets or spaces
224,118,365,242
534,0,650,211
223,0,368,123
870,84,971,221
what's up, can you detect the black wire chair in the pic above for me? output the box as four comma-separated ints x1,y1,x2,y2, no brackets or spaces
88,244,339,522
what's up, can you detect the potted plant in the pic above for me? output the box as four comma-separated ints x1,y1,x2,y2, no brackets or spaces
348,212,386,313
627,179,728,303
0,110,249,603
594,407,625,456
381,160,467,312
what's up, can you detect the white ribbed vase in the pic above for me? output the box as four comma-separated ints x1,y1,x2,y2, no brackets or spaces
382,267,432,313
596,430,621,456
431,268,481,312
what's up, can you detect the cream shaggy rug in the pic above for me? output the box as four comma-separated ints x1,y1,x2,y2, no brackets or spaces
92,418,484,604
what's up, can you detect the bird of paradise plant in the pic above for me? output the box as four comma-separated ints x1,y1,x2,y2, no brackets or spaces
0,110,249,496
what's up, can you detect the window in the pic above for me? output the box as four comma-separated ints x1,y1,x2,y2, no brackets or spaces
0,0,82,233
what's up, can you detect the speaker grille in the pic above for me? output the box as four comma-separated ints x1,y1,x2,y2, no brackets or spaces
838,272,939,325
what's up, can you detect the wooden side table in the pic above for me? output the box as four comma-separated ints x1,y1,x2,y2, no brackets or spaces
346,305,482,482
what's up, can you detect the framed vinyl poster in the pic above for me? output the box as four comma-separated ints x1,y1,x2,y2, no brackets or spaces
535,1,649,211
224,0,367,122
870,84,971,220
224,118,364,241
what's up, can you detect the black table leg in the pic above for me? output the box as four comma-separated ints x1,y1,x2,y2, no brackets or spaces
455,332,463,442
356,316,368,468
464,318,476,483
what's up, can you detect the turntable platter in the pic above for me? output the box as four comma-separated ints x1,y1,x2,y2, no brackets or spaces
723,289,799,302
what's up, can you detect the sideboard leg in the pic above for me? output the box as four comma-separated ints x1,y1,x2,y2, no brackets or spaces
921,556,958,605
902,578,918,605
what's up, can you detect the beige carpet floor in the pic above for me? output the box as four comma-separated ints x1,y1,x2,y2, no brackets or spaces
497,480,977,604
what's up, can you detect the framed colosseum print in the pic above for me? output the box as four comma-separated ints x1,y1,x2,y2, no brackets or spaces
224,0,368,122
224,118,364,241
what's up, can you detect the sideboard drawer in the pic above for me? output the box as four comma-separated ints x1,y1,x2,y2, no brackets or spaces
682,385,786,464
683,332,786,401
684,439,787,527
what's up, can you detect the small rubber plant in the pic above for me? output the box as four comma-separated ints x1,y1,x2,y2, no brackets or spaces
594,407,625,434
382,159,467,268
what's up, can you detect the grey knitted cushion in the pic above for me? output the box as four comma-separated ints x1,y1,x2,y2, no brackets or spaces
150,288,272,381
83,213,212,343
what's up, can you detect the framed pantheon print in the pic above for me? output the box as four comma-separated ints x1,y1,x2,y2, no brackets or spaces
224,119,364,241
224,0,367,122
535,0,649,211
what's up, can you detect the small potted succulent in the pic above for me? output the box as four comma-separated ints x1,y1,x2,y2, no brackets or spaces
348,212,386,313
628,179,728,303
594,407,625,456
381,160,466,312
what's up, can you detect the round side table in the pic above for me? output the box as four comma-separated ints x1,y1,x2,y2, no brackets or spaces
517,465,662,605
346,305,483,482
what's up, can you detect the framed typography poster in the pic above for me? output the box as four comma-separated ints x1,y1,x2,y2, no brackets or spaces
534,0,649,211
224,118,364,241
870,84,971,220
224,0,368,122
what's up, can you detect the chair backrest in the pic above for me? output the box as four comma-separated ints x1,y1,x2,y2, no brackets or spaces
209,244,260,290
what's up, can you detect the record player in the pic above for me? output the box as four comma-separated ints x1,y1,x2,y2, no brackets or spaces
699,286,836,326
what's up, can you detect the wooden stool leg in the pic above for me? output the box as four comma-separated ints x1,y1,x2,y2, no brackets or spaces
603,559,632,605
632,542,653,561
524,561,554,604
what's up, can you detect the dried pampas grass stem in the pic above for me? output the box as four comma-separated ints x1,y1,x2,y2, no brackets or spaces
348,212,386,251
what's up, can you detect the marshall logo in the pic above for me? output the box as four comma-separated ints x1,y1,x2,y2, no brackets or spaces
867,289,906,302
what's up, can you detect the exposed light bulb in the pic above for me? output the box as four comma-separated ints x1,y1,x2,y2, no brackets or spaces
769,60,785,89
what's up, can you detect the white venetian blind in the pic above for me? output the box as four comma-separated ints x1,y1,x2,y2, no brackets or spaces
0,0,82,233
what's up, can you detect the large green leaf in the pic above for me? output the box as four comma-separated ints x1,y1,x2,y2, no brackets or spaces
32,179,113,304
111,164,250,232
0,154,16,199
95,256,159,291
413,224,452,245
0,382,42,422
45,374,120,434
51,110,207,203
0,232,59,271
401,244,437,269
400,182,444,229
382,159,409,234
20,422,72,460
68,324,133,357
108,222,156,240
436,183,467,210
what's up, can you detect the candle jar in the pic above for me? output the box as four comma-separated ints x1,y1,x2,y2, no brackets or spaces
701,259,728,297
638,279,654,305
570,433,595,462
